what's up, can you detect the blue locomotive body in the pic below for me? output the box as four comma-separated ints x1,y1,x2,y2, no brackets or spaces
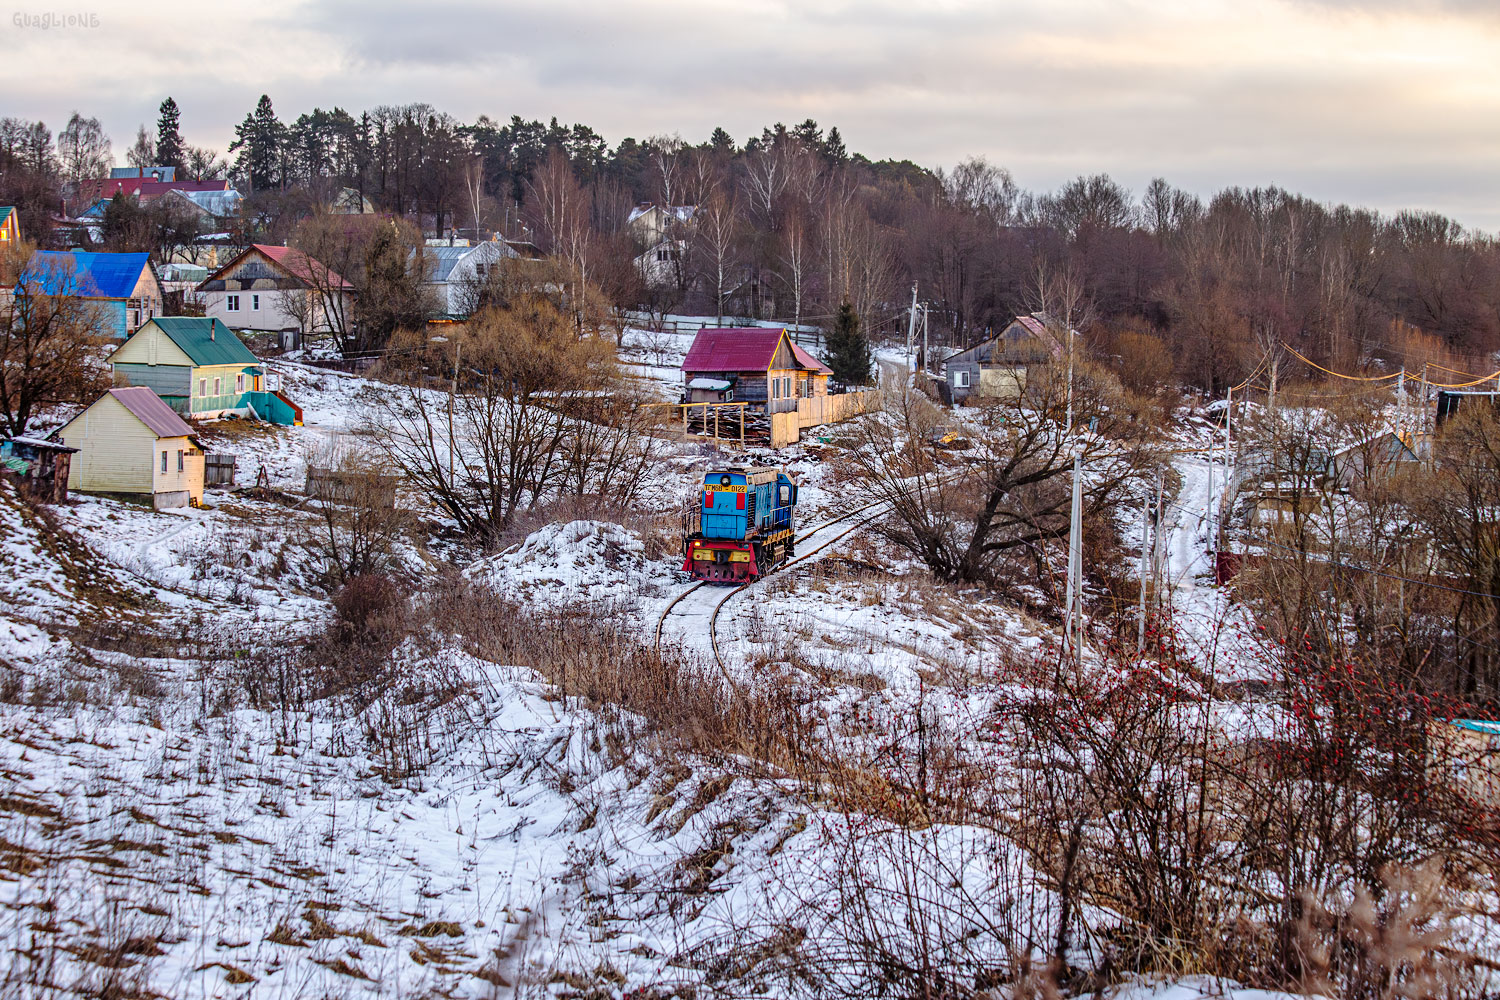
683,467,798,583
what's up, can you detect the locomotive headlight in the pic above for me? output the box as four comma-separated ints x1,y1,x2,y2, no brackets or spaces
719,474,732,485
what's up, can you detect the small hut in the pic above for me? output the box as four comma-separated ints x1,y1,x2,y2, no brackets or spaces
0,437,78,502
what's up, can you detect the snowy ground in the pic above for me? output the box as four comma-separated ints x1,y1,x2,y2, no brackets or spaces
0,351,1434,997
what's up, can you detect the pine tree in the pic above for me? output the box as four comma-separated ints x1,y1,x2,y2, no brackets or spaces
824,126,848,163
155,97,184,170
229,95,284,191
708,127,735,155
822,301,873,386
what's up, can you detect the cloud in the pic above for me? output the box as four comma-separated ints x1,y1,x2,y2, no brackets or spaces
4,0,1500,229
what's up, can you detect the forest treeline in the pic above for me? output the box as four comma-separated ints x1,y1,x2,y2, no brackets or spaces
3,96,1498,391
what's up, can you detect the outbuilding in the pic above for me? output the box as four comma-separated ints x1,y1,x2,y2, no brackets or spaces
56,387,205,509
681,327,831,414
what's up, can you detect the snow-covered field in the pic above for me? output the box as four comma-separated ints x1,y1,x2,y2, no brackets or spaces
0,350,1472,998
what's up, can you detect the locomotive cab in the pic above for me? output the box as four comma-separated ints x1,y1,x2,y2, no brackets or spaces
683,466,798,583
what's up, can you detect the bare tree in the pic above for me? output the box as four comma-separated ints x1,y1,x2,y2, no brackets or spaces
847,364,1160,585
0,246,112,436
372,291,625,543
693,185,744,325
55,112,111,185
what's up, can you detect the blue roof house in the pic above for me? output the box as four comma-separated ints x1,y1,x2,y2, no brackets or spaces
18,251,163,339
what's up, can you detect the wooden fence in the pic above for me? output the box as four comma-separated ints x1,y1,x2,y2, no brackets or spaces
204,453,236,487
770,390,880,448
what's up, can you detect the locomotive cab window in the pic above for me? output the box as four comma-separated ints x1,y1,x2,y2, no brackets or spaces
778,484,791,505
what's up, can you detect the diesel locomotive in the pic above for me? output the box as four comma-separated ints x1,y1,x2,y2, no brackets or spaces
682,466,799,583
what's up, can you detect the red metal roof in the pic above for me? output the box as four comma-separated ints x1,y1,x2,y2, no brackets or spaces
789,341,833,375
252,244,353,290
109,387,195,439
77,178,231,205
201,244,353,291
682,327,829,374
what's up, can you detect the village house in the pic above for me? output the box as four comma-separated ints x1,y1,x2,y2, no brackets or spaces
55,387,205,509
18,250,162,338
110,166,176,181
943,313,1068,404
681,327,831,413
0,206,19,245
109,317,301,425
157,188,245,229
420,240,523,317
628,204,696,246
635,239,688,290
196,244,353,338
70,176,232,215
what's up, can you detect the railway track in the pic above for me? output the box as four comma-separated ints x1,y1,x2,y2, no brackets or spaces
652,499,889,674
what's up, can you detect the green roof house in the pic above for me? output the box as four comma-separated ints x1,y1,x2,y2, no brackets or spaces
108,317,302,426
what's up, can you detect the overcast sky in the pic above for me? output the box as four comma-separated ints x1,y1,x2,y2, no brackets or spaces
6,0,1499,229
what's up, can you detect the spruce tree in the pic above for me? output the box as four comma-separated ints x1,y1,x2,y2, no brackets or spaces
229,95,284,191
155,97,184,170
822,301,873,386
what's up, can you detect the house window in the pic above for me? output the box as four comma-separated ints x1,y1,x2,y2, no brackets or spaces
954,370,971,389
213,377,221,396
226,294,240,311
161,450,167,473
198,378,206,397
251,294,260,310
177,450,184,472
770,378,779,400
236,374,244,393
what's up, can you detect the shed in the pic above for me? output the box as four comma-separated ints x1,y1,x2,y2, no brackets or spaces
109,317,301,425
55,387,205,509
681,327,831,414
0,437,77,502
1430,718,1500,808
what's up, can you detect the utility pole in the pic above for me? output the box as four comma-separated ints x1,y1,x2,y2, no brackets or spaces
1267,348,1279,423
449,338,460,486
1064,453,1084,664
1397,368,1407,441
1065,322,1076,435
1138,493,1150,654
912,302,924,377
905,281,919,385
1152,472,1165,594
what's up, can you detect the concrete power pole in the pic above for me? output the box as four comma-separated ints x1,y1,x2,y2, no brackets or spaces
1064,453,1084,662
1138,494,1150,654
905,282,919,385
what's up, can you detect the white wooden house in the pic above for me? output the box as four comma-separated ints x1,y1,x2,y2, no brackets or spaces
420,241,522,317
55,387,205,509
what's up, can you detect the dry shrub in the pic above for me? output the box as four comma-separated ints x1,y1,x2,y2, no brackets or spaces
1292,860,1476,1000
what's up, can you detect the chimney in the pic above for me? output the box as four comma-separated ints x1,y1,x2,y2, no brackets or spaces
210,325,215,341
